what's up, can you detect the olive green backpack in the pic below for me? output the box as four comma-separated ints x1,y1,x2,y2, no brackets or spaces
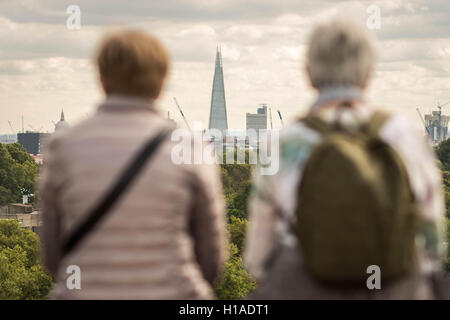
296,111,420,286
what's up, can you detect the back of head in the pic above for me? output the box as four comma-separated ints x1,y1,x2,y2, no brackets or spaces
96,30,170,99
306,18,374,89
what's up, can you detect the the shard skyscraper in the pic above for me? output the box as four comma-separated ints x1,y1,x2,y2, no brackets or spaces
208,46,228,132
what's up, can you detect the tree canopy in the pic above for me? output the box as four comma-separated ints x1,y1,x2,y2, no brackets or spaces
435,139,450,272
215,159,256,299
0,143,38,206
436,139,450,172
0,220,52,299
214,243,256,300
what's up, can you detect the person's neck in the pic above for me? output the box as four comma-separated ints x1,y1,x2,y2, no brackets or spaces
311,85,365,111
105,94,154,106
98,94,158,114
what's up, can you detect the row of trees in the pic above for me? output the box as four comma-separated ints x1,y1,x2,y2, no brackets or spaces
433,140,450,272
0,143,38,206
0,219,52,299
214,161,256,299
0,143,51,298
0,139,449,300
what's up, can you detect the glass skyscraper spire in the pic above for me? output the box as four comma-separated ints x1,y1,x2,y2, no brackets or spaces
208,46,228,132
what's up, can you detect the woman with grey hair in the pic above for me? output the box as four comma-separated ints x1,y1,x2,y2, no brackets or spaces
245,19,447,299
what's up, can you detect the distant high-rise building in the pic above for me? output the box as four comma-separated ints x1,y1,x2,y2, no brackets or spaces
246,104,268,131
424,106,450,144
208,46,228,132
0,134,17,144
17,132,50,155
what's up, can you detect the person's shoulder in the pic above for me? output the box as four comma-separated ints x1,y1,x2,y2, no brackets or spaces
43,115,107,156
41,127,69,155
371,107,435,160
281,119,321,142
53,115,98,139
278,120,322,160
376,108,411,127
374,108,423,141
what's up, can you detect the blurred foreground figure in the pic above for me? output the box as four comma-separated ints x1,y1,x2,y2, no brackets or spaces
245,19,448,299
40,30,226,299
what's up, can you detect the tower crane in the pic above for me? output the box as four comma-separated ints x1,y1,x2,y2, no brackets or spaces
269,107,273,130
28,125,43,132
173,97,191,130
277,110,284,128
437,100,450,112
7,120,15,134
416,108,430,135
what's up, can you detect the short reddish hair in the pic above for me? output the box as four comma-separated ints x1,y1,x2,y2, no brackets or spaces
96,30,170,99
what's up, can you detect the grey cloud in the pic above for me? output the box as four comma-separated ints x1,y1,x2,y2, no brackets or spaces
0,0,334,25
372,0,450,40
1,0,450,132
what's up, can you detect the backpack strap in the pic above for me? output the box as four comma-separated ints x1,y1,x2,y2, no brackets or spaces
363,111,391,136
300,114,333,134
61,126,173,258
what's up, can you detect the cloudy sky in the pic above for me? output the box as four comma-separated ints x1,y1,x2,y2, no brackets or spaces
1,0,450,133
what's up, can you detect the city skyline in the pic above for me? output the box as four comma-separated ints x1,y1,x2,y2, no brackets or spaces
1,1,450,133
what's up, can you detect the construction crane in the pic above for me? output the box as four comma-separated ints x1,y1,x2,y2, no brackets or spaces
277,110,284,128
268,107,273,130
7,120,15,134
437,100,450,111
28,125,43,132
173,97,191,130
416,108,430,135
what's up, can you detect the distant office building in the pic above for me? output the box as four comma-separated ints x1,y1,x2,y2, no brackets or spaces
17,132,50,155
208,46,228,133
15,109,69,154
0,204,41,234
0,203,33,214
424,107,450,144
246,104,268,131
0,134,17,144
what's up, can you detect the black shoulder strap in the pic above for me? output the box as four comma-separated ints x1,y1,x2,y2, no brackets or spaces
61,127,172,258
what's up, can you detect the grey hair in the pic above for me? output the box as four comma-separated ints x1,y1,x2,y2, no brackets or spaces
306,18,375,89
